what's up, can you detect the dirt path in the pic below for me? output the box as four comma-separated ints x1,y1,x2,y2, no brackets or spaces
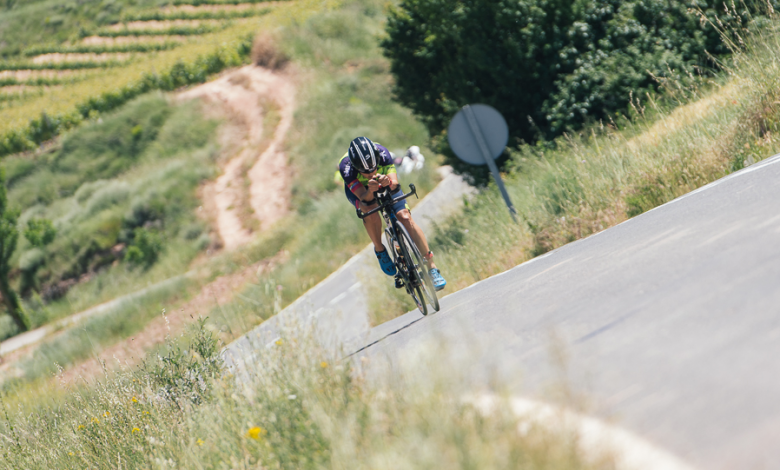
180,65,294,249
58,254,284,385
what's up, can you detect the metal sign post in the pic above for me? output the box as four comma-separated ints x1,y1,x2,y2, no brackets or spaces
448,104,518,222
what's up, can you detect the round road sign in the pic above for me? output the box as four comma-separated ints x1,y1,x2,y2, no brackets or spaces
447,104,508,166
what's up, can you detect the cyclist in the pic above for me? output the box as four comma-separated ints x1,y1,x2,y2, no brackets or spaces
339,136,446,291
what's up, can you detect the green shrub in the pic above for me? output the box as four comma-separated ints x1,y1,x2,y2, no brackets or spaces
381,0,776,178
124,227,162,267
23,218,56,247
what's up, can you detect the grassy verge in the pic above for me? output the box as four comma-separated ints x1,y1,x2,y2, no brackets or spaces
0,322,600,470
368,18,780,321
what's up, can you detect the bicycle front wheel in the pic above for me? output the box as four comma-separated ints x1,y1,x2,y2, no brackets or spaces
395,222,440,315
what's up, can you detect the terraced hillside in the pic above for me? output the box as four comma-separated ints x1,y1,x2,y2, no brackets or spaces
0,0,295,156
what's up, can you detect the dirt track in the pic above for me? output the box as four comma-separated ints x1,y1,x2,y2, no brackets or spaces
179,65,295,250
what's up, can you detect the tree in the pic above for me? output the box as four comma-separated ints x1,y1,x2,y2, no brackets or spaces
381,0,774,179
0,168,28,331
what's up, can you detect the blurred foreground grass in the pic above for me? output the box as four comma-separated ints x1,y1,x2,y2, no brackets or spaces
0,321,601,470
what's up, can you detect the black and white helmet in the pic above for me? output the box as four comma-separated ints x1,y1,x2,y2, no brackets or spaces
348,136,379,173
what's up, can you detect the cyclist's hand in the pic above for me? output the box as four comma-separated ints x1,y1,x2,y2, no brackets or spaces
376,174,391,187
367,179,380,194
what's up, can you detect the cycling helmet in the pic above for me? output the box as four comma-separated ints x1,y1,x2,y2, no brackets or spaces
348,136,379,173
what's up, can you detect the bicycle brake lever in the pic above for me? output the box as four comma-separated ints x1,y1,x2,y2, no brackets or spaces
410,183,418,198
356,208,363,219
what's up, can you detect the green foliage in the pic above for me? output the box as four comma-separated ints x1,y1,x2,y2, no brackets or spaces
0,168,26,331
22,42,180,56
0,35,252,158
0,93,217,314
92,24,223,37
382,0,776,179
0,60,126,71
23,218,56,247
124,228,162,268
141,317,222,404
125,7,271,21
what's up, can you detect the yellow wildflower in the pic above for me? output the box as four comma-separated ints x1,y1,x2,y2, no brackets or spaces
68,452,74,456
320,361,328,368
91,417,99,424
196,438,205,446
77,425,84,430
275,339,283,346
103,411,110,418
131,397,138,403
246,426,267,440
132,427,140,434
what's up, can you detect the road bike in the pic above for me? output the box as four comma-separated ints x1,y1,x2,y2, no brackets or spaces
357,184,440,316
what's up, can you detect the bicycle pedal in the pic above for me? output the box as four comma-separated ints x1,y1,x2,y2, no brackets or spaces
394,277,404,289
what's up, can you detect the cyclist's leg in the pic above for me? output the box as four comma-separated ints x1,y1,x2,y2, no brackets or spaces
389,190,436,269
395,208,435,267
344,184,384,251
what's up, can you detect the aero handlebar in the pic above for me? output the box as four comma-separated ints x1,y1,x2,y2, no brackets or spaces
356,184,418,219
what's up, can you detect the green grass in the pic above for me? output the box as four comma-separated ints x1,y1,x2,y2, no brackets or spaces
125,7,273,21
0,0,160,59
92,24,225,37
7,275,193,385
22,42,181,56
0,322,600,470
0,92,220,340
0,59,129,71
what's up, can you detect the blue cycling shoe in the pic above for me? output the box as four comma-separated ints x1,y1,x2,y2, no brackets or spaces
375,248,397,276
430,268,446,291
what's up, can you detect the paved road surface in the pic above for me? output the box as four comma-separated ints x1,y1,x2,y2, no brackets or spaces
353,155,780,470
222,169,474,373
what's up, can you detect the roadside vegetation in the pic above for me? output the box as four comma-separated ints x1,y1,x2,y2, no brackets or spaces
382,0,778,180
0,322,601,470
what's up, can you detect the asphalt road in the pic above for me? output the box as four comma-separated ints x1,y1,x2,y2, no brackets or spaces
352,155,780,470
222,168,474,373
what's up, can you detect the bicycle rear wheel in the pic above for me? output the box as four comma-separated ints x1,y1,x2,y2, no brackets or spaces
395,222,440,315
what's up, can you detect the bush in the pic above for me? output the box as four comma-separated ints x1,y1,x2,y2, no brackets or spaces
124,227,162,267
251,32,289,70
23,218,56,247
381,0,776,178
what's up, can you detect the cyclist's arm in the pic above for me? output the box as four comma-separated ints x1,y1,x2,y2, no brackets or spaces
351,184,376,203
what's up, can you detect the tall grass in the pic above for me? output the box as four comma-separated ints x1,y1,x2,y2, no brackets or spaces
0,322,599,470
